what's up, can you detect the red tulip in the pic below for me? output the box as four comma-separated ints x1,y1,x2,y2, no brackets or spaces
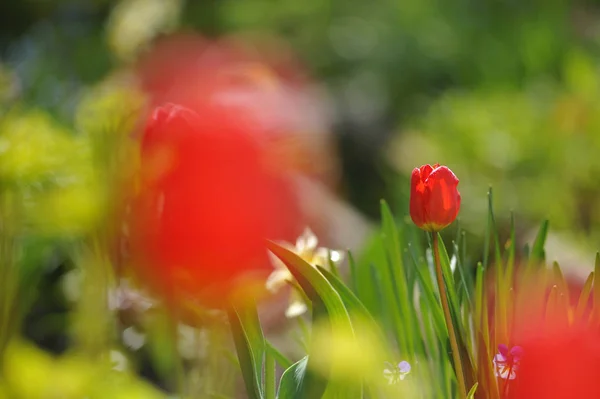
409,164,460,232
128,103,302,307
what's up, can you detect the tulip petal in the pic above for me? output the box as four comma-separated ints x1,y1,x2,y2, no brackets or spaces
419,164,434,180
425,166,460,229
409,167,427,228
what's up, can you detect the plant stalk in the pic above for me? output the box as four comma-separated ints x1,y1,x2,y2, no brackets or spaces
432,233,467,398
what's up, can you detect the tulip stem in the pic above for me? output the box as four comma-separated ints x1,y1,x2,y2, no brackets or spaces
432,233,467,398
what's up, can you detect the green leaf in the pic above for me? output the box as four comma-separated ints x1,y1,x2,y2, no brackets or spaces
408,244,446,339
593,253,600,323
505,212,516,292
528,220,549,268
277,356,308,399
552,262,570,300
265,348,276,399
227,302,265,399
575,271,594,323
435,233,476,391
347,250,359,293
267,241,356,398
351,234,387,321
484,188,507,347
327,250,341,278
316,265,378,328
453,241,472,308
380,200,416,361
467,382,479,399
266,341,293,370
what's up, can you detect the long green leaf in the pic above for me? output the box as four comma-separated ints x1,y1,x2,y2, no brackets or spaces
528,220,549,269
574,271,594,323
317,265,378,328
467,382,479,399
408,244,446,339
435,233,476,390
266,341,293,370
593,253,600,323
265,348,276,399
267,241,356,398
228,304,264,399
277,356,309,399
380,200,416,361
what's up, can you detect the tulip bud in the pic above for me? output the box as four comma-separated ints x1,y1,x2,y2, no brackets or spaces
409,164,460,232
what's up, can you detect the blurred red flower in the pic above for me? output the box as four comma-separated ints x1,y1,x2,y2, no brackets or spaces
409,164,460,232
128,103,302,307
509,319,600,398
134,33,339,187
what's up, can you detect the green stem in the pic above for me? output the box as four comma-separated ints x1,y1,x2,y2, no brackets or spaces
432,233,467,398
265,349,276,399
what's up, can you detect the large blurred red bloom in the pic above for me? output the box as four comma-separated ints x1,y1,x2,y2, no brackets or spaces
134,33,339,186
509,320,600,398
129,103,302,307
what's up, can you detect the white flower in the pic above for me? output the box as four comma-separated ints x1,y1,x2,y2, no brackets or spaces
177,324,208,360
110,350,129,372
266,227,344,318
122,326,146,351
108,278,155,313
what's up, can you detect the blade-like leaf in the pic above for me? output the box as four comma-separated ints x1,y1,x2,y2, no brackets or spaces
277,356,309,399
267,241,356,398
435,233,476,390
528,220,549,268
228,302,265,399
316,265,378,329
380,200,416,360
467,382,479,399
574,271,594,323
265,348,276,399
593,253,600,323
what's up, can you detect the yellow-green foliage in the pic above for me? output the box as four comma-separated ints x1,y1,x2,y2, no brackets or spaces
390,50,600,239
2,341,165,399
0,109,104,236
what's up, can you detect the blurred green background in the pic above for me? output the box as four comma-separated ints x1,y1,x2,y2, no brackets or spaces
2,0,600,396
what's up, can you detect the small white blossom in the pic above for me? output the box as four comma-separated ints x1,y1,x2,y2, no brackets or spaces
267,227,344,318
122,326,146,351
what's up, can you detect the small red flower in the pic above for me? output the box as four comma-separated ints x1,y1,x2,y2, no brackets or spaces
409,164,460,232
128,103,302,308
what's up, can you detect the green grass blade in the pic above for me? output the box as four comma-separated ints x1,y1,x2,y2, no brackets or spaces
277,356,309,399
528,220,549,269
435,233,476,390
265,349,276,399
347,250,359,293
317,266,378,327
380,200,416,360
467,382,479,399
593,253,600,323
267,241,356,398
228,305,264,399
266,341,293,370
453,241,472,309
575,271,594,323
408,244,446,338
505,212,516,291
327,249,341,278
